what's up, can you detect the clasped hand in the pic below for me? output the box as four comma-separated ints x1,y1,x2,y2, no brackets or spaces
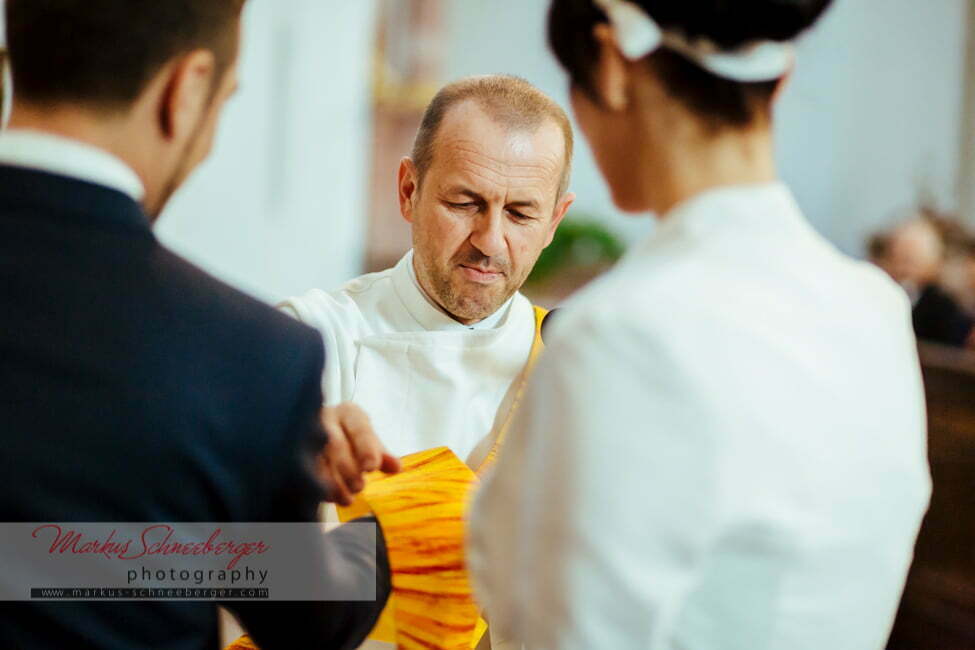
319,402,401,506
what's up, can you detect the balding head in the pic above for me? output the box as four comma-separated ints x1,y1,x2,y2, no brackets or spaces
883,219,945,287
411,75,574,199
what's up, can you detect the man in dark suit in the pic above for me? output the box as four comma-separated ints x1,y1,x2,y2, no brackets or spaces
0,1,396,647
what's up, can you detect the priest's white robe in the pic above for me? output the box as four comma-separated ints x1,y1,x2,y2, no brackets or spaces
280,250,537,467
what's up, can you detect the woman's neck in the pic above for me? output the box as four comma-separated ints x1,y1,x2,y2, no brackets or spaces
649,121,778,217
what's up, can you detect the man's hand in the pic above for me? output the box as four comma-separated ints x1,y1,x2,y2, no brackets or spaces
320,402,401,506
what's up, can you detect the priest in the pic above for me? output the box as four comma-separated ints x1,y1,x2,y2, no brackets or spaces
282,75,575,476
280,75,575,649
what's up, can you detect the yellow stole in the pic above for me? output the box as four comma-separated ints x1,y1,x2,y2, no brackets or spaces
227,306,547,650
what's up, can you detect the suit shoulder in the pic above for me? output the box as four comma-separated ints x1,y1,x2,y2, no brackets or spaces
150,245,324,374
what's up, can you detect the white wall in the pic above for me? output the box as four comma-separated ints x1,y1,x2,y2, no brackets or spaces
443,0,968,256
156,0,377,302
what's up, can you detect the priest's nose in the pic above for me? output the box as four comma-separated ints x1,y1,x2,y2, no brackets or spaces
469,211,506,258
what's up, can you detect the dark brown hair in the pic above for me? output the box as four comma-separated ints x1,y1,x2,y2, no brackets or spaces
5,0,245,110
548,0,833,130
412,75,574,198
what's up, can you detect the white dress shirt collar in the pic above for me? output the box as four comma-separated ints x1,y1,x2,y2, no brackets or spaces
0,129,145,202
393,249,515,332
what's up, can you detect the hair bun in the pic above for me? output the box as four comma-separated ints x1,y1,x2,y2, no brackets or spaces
639,0,834,50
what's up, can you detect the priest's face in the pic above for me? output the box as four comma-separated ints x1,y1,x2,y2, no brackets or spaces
399,101,575,325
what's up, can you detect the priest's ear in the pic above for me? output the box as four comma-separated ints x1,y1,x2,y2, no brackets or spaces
398,157,420,224
545,190,575,248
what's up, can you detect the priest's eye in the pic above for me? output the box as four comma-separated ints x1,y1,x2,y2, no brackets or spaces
508,209,533,222
447,201,477,210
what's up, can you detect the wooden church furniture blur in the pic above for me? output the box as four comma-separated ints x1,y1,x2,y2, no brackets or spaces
888,342,975,649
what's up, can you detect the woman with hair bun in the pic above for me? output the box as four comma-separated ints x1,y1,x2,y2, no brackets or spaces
468,1,931,648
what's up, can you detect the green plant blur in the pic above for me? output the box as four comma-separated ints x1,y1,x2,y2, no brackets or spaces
526,215,625,285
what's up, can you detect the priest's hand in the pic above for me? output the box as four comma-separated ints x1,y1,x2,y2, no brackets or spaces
320,402,401,505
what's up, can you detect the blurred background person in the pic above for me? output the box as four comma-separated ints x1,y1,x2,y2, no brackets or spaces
927,211,975,319
871,215,975,347
468,0,931,648
876,219,944,295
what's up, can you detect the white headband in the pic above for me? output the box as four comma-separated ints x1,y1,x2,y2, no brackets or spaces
593,0,795,82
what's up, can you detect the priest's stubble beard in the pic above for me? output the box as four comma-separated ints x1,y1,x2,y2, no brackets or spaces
415,242,534,324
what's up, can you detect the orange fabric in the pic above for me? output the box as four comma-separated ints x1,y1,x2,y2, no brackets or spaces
224,636,258,650
475,305,547,476
343,447,482,649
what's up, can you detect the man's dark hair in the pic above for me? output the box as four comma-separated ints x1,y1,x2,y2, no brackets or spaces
548,0,833,131
5,0,245,110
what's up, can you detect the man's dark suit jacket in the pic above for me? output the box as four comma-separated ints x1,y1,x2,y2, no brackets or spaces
0,166,389,649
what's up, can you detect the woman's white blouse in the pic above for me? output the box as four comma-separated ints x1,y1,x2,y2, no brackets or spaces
468,182,932,650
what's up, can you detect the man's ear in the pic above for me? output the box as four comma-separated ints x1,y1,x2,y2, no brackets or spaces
544,191,576,248
159,49,217,142
398,157,419,224
592,23,629,111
